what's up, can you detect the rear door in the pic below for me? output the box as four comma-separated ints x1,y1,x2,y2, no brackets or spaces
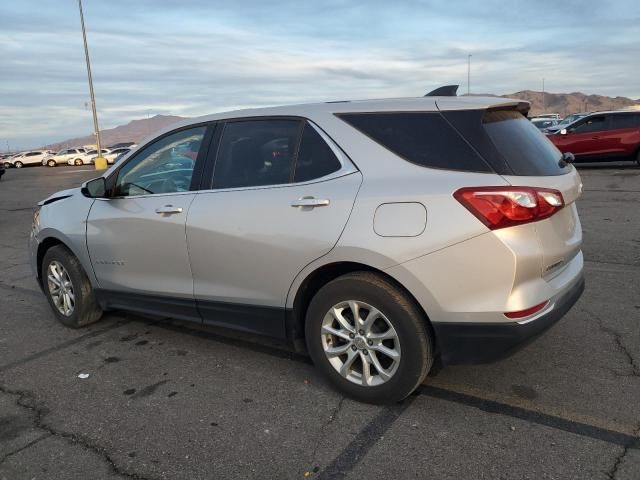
186,118,361,337
610,113,640,157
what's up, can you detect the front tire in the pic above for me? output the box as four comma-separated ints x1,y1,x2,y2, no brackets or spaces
47,159,57,167
74,158,83,166
14,161,23,168
42,245,103,328
305,272,433,404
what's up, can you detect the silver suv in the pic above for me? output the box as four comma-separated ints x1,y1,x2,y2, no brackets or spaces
30,96,584,403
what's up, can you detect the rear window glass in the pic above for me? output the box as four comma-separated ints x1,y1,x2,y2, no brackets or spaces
481,110,566,176
338,112,491,172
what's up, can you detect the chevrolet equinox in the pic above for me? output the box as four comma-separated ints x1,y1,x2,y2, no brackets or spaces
30,96,585,403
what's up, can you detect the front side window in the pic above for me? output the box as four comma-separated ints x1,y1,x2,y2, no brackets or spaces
572,116,607,133
115,126,206,197
212,120,301,189
293,124,342,182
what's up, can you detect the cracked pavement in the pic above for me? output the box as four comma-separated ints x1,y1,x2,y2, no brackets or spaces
0,164,639,479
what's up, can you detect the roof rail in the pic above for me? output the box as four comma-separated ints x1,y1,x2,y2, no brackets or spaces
424,85,458,97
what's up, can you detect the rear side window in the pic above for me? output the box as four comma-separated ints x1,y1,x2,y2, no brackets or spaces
611,114,640,129
339,112,491,172
293,124,342,182
572,116,607,133
213,120,301,189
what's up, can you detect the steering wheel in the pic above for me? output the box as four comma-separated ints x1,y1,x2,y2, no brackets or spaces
161,172,191,193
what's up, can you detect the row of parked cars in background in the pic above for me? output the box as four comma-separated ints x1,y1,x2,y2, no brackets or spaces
1,143,136,169
531,109,640,165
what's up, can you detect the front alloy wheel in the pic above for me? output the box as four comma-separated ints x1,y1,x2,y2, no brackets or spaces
47,159,56,167
47,260,75,316
321,300,401,386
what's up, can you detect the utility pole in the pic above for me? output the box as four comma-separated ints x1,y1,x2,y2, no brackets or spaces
542,78,545,112
467,54,472,95
78,0,106,170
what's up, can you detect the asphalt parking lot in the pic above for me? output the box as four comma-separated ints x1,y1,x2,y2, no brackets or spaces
0,164,639,479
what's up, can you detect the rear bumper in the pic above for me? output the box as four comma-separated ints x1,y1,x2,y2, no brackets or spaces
432,274,585,365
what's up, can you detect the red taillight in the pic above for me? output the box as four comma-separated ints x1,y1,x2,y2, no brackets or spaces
504,301,548,319
454,186,564,230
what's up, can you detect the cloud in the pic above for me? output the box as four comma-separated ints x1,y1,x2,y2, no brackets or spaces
1,0,639,148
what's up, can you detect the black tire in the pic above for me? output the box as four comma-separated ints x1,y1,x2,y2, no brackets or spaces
14,161,23,168
305,272,433,404
47,159,57,167
635,149,640,166
3,162,10,169
74,158,83,166
42,245,103,328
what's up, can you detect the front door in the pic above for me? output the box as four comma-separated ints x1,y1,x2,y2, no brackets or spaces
186,119,362,337
86,125,209,319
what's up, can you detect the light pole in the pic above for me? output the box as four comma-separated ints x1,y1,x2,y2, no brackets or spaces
467,54,472,95
78,0,106,170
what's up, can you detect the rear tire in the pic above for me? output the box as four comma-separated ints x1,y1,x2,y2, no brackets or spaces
47,159,57,167
74,158,83,166
305,272,433,404
42,245,103,328
3,162,10,169
14,161,23,168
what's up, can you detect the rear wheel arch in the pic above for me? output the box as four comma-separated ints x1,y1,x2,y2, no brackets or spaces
288,261,436,352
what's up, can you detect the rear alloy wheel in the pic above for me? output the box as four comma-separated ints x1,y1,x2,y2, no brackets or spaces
306,272,433,404
14,161,23,168
47,159,57,167
42,245,103,328
3,162,10,169
74,158,83,166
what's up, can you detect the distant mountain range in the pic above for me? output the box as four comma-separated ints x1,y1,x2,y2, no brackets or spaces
500,90,640,117
47,90,640,149
45,115,186,150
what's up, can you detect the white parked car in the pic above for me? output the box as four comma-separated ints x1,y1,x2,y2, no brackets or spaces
5,150,53,168
44,148,90,167
92,147,131,164
76,149,110,166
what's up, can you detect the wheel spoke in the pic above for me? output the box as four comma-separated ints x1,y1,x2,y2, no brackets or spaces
322,325,351,342
325,343,352,357
360,352,373,386
332,307,355,333
47,274,61,287
369,351,392,381
361,306,382,333
366,329,396,342
339,349,358,377
348,301,361,325
372,344,400,360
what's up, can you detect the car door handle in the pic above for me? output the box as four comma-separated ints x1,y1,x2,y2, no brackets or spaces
155,205,183,215
291,197,330,208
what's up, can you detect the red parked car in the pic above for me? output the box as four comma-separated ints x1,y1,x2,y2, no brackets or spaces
548,111,640,165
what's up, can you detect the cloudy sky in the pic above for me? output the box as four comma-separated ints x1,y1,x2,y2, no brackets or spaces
1,0,639,149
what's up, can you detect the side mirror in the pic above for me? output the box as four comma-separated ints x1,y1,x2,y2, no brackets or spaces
562,152,575,164
560,129,568,135
81,177,107,198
